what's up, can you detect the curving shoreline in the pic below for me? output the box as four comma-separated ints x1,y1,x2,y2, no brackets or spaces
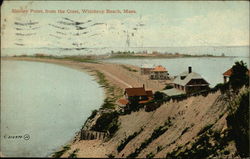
1,57,166,157
1,56,166,94
2,57,246,158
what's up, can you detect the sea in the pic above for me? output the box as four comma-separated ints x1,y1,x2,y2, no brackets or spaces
0,46,249,156
1,60,104,157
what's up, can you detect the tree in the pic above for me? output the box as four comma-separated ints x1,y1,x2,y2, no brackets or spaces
229,61,249,89
154,91,165,101
129,97,140,111
226,92,249,157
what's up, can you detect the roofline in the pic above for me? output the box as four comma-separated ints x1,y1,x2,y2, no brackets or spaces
186,84,210,86
174,78,210,86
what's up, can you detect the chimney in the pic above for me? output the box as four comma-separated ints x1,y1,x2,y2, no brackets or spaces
143,84,145,89
188,66,192,73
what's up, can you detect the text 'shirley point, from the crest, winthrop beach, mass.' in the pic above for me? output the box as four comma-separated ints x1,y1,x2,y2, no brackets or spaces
11,8,136,14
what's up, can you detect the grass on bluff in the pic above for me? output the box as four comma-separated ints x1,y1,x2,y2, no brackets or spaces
146,152,155,159
68,148,79,158
127,118,173,158
95,70,123,109
52,145,70,158
91,111,120,137
166,129,232,159
117,128,144,152
121,65,138,72
197,124,213,136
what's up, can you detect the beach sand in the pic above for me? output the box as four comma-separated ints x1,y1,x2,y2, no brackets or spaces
1,57,168,157
2,57,167,91
1,57,240,158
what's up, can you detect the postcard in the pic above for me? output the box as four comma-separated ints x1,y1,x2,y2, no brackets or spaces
1,1,249,158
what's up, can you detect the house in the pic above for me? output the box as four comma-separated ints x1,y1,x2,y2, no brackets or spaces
150,65,169,80
140,64,154,75
172,67,209,94
223,68,250,83
119,85,153,105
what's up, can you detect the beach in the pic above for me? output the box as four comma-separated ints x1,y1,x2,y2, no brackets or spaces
2,56,167,95
1,56,167,157
1,56,248,158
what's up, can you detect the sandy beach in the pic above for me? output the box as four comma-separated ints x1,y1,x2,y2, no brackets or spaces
1,57,248,158
1,57,167,157
2,57,167,95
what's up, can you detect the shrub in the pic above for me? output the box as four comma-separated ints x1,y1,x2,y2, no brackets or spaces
165,129,235,159
121,65,138,72
127,119,172,158
126,100,145,113
229,61,249,89
52,145,70,158
164,85,173,90
117,128,143,152
197,124,213,136
101,98,116,109
68,149,79,158
157,146,163,152
91,111,119,136
89,109,98,120
154,91,165,101
107,153,115,158
226,90,249,157
181,127,190,136
146,152,155,159
212,83,229,93
224,150,230,155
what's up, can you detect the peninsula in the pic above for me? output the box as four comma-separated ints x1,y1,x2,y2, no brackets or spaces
2,56,249,158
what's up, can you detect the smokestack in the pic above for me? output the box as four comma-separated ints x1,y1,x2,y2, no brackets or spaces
188,66,192,73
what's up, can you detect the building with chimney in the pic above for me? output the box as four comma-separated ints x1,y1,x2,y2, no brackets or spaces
171,67,210,94
150,65,169,80
118,85,153,106
223,68,250,83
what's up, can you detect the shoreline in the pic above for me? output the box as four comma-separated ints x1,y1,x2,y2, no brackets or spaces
1,57,166,92
106,55,233,59
1,57,120,99
2,57,248,158
1,57,120,158
1,57,166,157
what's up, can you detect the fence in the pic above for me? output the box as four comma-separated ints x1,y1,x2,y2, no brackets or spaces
80,130,108,140
145,88,222,112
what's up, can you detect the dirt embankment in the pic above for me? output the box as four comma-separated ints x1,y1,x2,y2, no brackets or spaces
62,87,248,158
3,57,248,158
2,57,167,156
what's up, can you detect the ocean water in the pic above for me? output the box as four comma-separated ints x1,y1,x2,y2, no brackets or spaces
104,57,250,87
1,60,104,157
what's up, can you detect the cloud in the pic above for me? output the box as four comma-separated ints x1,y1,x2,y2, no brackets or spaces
1,2,249,49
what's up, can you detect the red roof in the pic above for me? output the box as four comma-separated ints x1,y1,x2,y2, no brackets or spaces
223,68,250,76
152,65,167,72
146,90,153,97
223,68,233,76
125,87,147,96
118,98,129,105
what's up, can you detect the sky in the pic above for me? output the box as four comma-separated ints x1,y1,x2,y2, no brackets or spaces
1,1,249,49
